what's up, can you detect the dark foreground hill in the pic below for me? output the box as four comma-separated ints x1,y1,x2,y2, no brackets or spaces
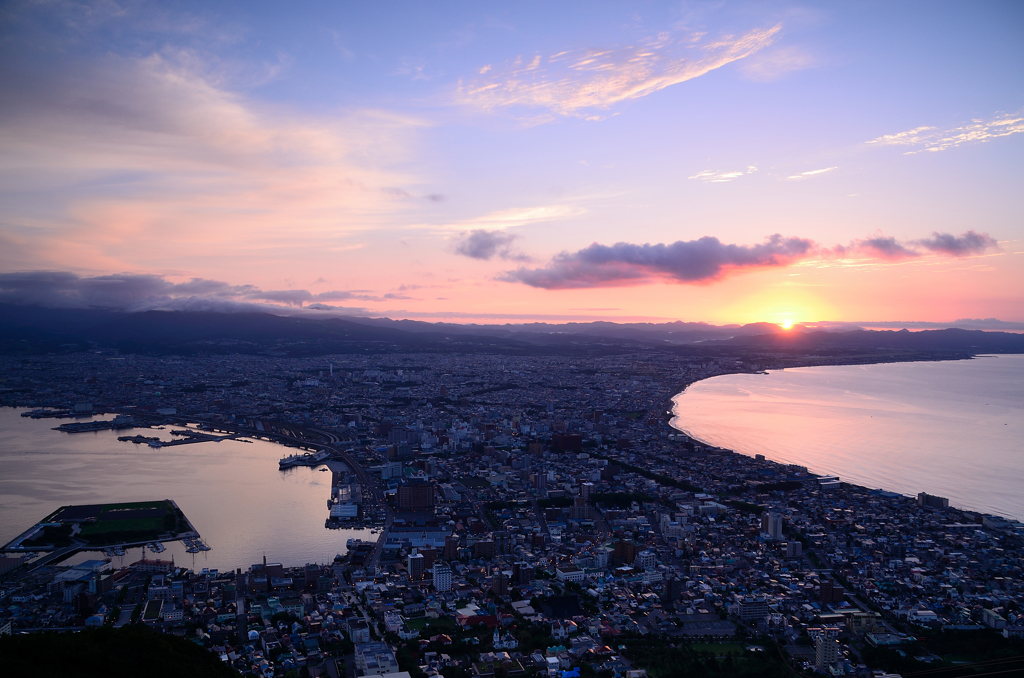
0,626,238,678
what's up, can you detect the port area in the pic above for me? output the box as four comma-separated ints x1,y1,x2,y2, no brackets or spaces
117,429,250,448
52,413,136,433
1,499,203,568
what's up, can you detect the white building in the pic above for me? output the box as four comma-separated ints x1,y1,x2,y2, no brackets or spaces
354,642,400,676
555,565,585,583
433,561,452,592
808,626,840,671
634,550,656,571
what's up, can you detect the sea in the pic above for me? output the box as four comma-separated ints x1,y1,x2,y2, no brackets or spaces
671,354,1024,522
0,409,364,571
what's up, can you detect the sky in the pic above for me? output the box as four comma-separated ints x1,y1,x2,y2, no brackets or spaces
1,0,1022,326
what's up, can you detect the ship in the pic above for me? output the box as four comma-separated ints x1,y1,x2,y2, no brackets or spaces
147,542,166,553
279,449,331,469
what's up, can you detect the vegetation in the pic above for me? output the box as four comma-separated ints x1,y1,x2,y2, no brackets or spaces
858,629,1024,677
619,635,792,678
0,626,239,678
592,491,659,509
537,496,573,509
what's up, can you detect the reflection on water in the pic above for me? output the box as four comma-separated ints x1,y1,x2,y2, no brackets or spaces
0,408,365,570
671,355,1024,521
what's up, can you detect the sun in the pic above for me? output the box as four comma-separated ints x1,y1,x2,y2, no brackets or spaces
781,320,793,330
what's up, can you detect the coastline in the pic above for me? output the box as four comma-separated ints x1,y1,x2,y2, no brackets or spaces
662,354,1024,525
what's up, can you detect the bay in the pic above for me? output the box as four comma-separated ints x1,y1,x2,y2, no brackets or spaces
0,408,364,570
670,355,1024,521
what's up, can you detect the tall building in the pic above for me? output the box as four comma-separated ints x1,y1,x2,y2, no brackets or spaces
407,552,424,581
762,512,783,540
491,571,509,597
662,576,685,603
580,482,594,503
808,626,840,671
419,546,437,568
820,579,845,604
397,479,434,510
432,561,452,592
785,541,803,558
513,561,534,586
613,541,638,566
443,535,460,561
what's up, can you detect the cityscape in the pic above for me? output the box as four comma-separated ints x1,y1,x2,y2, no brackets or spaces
1,345,1022,677
1,1,1023,677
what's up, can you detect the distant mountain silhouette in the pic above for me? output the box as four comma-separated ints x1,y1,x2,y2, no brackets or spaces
1,303,1022,356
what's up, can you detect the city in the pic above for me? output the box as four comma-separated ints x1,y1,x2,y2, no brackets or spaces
1,349,1022,677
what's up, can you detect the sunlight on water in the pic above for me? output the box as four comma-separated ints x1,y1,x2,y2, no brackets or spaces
0,409,367,570
671,355,1024,521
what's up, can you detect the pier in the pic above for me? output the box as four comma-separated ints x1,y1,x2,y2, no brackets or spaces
117,430,249,447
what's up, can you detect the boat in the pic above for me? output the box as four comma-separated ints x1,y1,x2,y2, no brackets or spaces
112,545,125,556
148,542,166,553
194,538,211,551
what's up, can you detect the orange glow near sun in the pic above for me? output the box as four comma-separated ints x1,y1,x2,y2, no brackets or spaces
782,320,793,329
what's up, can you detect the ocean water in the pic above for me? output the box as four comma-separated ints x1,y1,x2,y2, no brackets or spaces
671,355,1024,521
0,408,363,570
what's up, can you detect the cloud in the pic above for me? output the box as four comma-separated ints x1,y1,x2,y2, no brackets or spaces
501,229,1001,290
787,166,837,180
689,166,758,183
740,45,816,81
430,204,585,233
917,230,998,256
455,229,521,260
852,236,921,260
0,271,376,312
0,48,427,273
501,234,815,289
866,110,1024,153
833,231,999,261
456,24,781,119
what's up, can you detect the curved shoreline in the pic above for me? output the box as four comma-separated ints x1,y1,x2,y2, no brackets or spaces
661,356,1023,523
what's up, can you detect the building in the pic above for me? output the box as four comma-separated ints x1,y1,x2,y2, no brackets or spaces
491,571,509,597
820,579,845,605
785,541,803,558
354,642,401,676
555,565,585,583
735,596,769,621
918,492,949,509
662,576,685,603
513,562,534,586
407,552,424,581
808,626,840,671
433,561,452,592
634,550,656,571
398,480,434,510
444,535,460,561
762,512,783,540
474,539,495,559
982,608,1007,629
580,482,594,503
613,541,637,566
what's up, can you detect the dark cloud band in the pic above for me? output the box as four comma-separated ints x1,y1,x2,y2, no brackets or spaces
501,234,815,289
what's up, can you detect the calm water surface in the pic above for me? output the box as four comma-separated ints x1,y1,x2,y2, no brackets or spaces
671,355,1024,521
0,408,364,570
